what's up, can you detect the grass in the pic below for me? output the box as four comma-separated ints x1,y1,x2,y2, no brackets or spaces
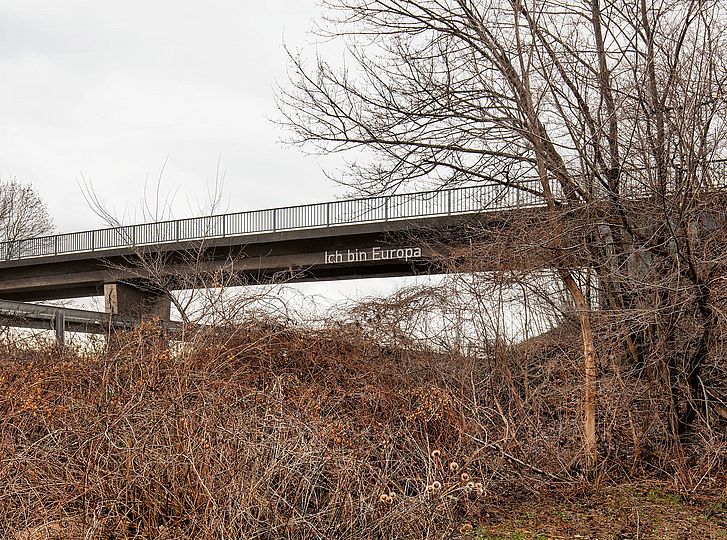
468,484,727,540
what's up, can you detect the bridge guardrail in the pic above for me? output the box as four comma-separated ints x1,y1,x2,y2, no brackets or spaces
0,180,543,260
0,162,724,262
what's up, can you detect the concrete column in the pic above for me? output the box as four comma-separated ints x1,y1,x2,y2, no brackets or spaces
54,309,65,347
104,282,171,320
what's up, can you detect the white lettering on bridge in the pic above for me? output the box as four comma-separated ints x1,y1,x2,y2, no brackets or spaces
324,246,422,264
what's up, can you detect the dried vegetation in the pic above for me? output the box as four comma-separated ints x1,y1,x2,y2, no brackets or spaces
0,294,724,538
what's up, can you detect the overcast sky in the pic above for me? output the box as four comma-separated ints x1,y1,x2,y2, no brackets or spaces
0,1,420,304
0,0,344,230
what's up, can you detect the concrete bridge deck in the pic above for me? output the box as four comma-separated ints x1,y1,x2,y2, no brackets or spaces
0,184,546,318
0,215,473,301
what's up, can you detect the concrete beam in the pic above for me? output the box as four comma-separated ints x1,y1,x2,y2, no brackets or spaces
104,282,171,320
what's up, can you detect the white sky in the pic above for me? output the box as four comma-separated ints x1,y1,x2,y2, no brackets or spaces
0,1,340,226
0,0,419,305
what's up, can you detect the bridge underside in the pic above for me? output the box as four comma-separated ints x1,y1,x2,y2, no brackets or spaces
0,219,450,302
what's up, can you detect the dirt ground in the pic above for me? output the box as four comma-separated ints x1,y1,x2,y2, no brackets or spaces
469,482,727,539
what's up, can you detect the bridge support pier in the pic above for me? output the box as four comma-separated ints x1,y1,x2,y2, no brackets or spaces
54,309,65,348
104,282,171,320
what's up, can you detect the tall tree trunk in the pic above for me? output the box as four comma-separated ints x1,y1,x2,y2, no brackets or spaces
680,283,714,434
561,270,598,471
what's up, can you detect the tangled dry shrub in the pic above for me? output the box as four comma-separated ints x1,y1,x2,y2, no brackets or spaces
0,314,723,539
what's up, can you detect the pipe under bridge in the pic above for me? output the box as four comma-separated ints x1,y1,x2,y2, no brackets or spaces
0,299,189,345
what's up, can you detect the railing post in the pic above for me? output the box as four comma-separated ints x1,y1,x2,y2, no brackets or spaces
222,216,226,237
272,208,277,232
326,203,330,227
132,226,136,246
175,220,180,242
385,197,389,221
54,236,58,256
91,232,95,252
447,189,452,215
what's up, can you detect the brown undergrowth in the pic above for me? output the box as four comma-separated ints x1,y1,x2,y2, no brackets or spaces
0,318,724,538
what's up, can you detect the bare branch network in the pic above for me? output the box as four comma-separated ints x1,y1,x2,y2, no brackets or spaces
278,0,727,465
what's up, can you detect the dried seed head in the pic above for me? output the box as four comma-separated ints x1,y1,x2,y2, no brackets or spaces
424,484,434,493
431,449,441,458
379,493,388,503
459,521,474,533
467,481,475,490
432,480,442,491
460,473,470,482
388,491,396,500
449,461,459,472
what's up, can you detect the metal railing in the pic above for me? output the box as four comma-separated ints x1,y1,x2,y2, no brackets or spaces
1,161,724,262
0,181,543,261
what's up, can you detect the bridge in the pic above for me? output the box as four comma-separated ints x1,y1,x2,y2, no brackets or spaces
1,166,725,337
0,183,547,324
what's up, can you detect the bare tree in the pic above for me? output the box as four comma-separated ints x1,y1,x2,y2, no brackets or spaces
0,178,54,242
279,0,727,469
79,164,296,327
